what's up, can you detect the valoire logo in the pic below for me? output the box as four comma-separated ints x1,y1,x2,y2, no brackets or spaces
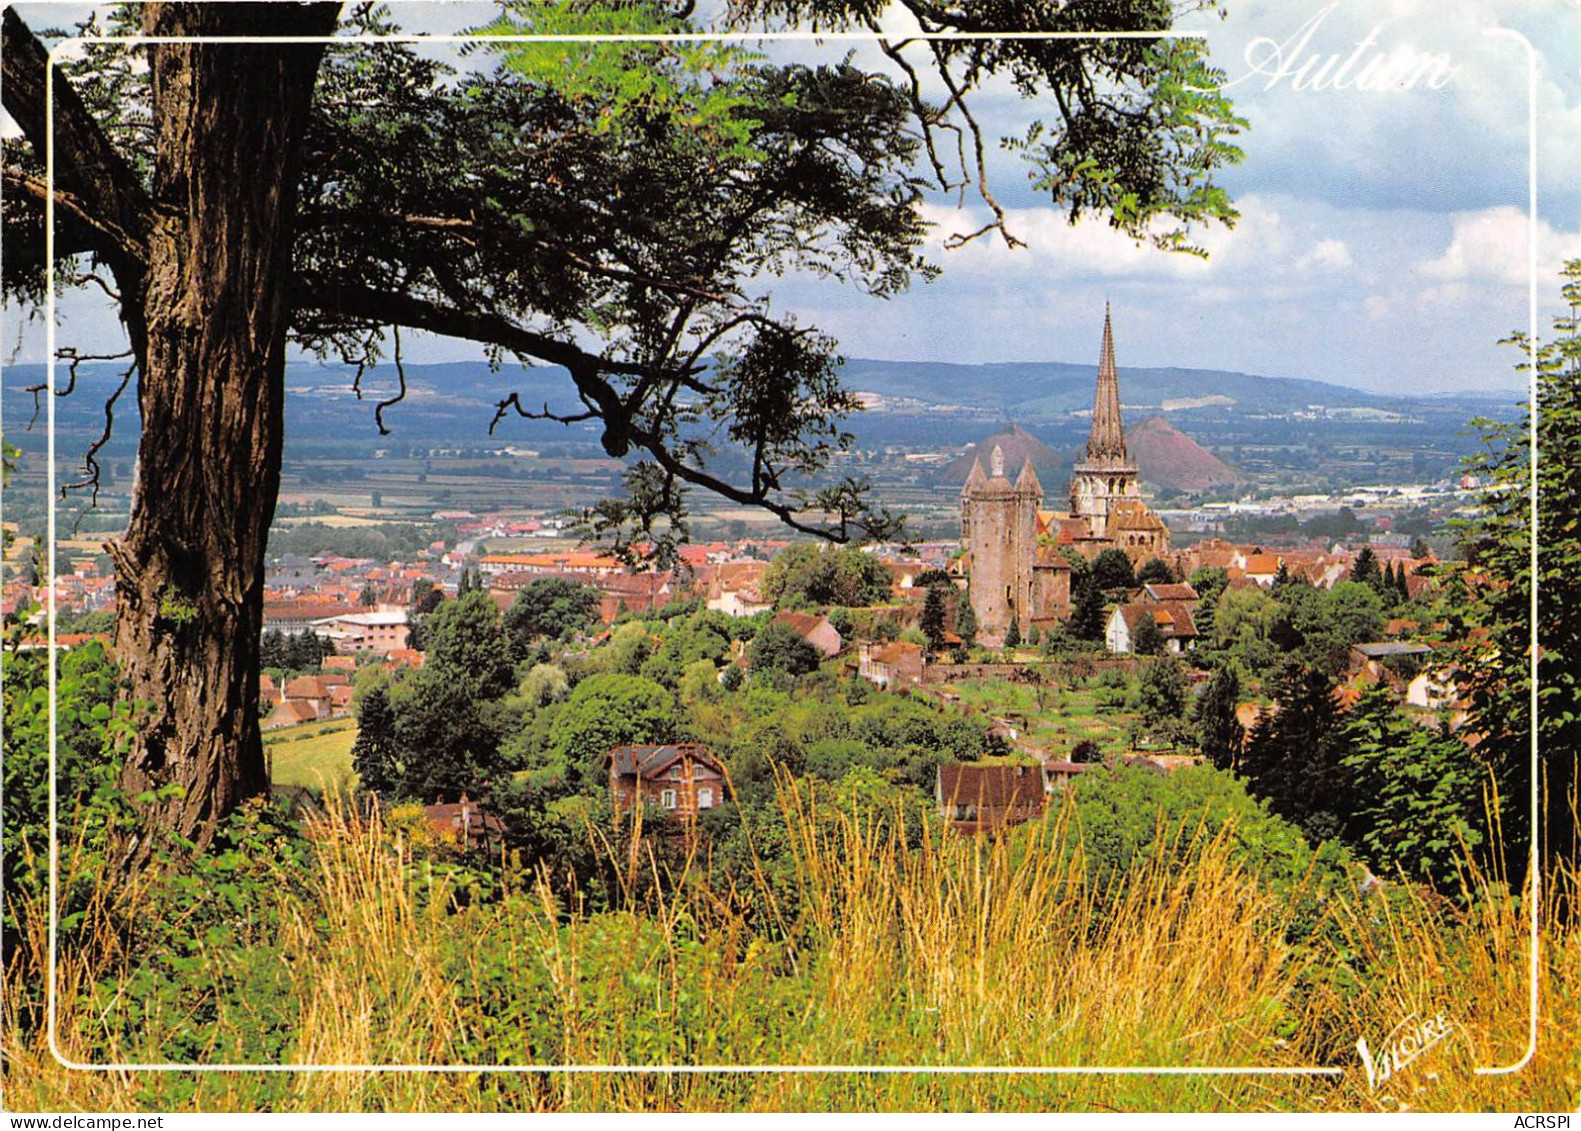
1356,1011,1452,1091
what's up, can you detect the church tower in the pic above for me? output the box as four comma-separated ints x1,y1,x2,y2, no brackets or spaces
960,444,1041,644
1069,304,1142,539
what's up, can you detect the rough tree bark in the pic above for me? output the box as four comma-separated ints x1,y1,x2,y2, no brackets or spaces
106,3,340,853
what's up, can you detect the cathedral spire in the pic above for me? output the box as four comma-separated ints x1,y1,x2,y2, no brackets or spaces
1084,303,1129,465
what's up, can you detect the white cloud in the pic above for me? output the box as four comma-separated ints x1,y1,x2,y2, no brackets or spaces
1417,206,1581,284
1296,238,1354,270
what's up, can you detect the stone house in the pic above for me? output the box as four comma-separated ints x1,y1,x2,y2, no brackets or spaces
857,640,925,688
607,743,728,820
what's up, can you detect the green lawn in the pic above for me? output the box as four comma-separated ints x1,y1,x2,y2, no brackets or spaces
945,678,1139,755
265,717,357,792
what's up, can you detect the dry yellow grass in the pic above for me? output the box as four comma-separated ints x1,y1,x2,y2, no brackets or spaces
4,790,1576,1112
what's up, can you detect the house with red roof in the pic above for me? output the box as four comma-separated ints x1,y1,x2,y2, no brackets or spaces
772,611,842,658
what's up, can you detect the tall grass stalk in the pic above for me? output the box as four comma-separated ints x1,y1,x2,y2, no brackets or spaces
4,789,1575,1111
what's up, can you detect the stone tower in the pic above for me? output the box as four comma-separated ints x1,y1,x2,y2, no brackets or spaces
1069,304,1143,539
961,443,1042,644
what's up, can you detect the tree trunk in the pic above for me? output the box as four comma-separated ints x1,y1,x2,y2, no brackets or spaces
114,3,339,855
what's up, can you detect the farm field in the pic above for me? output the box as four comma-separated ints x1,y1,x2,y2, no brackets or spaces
265,717,358,792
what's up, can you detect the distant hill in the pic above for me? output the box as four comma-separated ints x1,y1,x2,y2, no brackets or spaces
942,424,1063,483
837,357,1397,418
5,356,1514,456
1127,416,1244,491
943,417,1239,494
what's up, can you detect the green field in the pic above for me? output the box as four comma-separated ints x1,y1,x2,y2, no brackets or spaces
945,675,1138,755
264,717,357,792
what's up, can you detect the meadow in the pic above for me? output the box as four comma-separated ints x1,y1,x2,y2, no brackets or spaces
4,785,1575,1112
264,719,358,793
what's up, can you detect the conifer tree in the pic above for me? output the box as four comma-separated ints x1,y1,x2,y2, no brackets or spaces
1069,578,1106,642
920,584,948,653
1131,609,1165,655
1194,664,1244,770
1350,546,1381,591
955,590,978,647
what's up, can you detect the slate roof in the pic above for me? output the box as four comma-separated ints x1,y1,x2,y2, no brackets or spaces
1353,641,1434,658
1143,583,1199,603
606,743,724,780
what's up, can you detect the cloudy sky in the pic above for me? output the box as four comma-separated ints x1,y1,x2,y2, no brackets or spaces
8,0,1579,395
766,0,1581,394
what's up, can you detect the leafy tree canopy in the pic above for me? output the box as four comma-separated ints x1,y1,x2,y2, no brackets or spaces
762,542,893,609
1091,548,1136,592
504,577,600,655
1454,259,1581,878
748,619,823,678
421,590,516,702
548,672,679,786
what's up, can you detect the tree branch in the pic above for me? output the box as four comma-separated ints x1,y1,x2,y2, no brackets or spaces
294,279,648,381
1,167,115,261
61,355,137,508
1,7,152,270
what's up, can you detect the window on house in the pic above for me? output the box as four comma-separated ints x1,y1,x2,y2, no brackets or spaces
660,789,677,809
698,787,714,810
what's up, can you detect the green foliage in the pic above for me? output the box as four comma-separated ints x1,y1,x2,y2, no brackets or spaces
954,589,978,646
503,577,599,655
1339,689,1487,890
517,662,571,709
1269,580,1385,675
1003,617,1021,649
1136,557,1176,586
260,629,335,673
639,611,732,689
1453,260,1581,876
588,622,657,678
1194,664,1245,771
1136,658,1189,728
422,591,516,701
1240,663,1349,846
387,667,517,802
1349,546,1381,590
547,673,678,786
1063,764,1350,911
762,543,892,609
364,597,520,801
1091,548,1135,592
1131,608,1164,655
349,683,399,797
748,620,822,678
919,584,948,653
1186,566,1228,643
1215,585,1279,670
1068,577,1106,642
2,643,133,953
265,521,430,561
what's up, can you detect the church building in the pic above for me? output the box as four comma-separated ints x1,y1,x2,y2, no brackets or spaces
1057,305,1171,561
959,307,1170,645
